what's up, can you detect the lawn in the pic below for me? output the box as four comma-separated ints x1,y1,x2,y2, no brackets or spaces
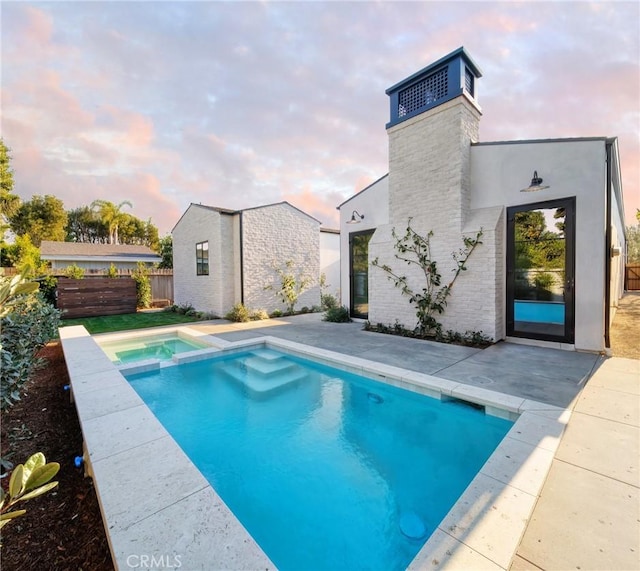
59,310,209,334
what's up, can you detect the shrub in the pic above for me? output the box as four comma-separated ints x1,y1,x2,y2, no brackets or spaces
250,309,269,321
131,263,151,309
270,309,283,318
106,263,119,278
36,275,57,307
321,293,339,311
1,291,61,410
225,303,250,322
63,264,85,279
323,306,352,323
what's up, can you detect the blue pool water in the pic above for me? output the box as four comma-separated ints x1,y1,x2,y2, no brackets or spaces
99,334,208,364
126,348,513,570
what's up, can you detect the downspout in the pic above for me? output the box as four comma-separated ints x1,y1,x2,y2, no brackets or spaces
604,141,612,350
239,212,245,305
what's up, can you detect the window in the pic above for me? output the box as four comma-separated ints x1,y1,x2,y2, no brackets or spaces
196,241,209,275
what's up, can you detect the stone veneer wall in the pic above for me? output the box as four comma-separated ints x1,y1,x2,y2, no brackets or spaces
173,205,237,316
242,204,320,313
369,95,503,341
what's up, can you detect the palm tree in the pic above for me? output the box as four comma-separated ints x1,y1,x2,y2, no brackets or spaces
90,200,132,244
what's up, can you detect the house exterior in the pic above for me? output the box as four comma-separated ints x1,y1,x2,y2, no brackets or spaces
40,241,161,271
172,201,326,316
338,47,626,353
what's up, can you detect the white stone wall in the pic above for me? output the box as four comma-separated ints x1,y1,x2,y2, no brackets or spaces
369,96,499,338
172,205,237,316
242,203,320,313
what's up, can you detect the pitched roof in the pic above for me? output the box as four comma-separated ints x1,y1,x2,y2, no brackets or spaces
40,241,161,260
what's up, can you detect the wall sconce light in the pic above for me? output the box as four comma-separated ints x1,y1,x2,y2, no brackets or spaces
346,210,365,224
520,170,549,192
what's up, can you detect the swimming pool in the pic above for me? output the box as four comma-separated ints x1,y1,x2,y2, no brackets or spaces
97,332,211,364
125,347,513,570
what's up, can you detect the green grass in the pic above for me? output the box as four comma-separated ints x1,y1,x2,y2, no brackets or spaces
59,311,207,334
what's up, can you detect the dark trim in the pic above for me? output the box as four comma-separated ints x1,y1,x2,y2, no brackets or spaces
349,229,374,319
605,142,612,349
472,136,607,147
506,198,576,344
239,212,244,304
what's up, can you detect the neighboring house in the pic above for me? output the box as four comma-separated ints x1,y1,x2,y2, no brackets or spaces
40,241,161,271
338,47,626,353
172,201,328,316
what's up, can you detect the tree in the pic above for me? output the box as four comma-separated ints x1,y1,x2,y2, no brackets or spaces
157,235,173,268
265,260,312,314
627,224,640,263
66,206,108,243
8,195,68,246
90,200,132,245
1,139,21,235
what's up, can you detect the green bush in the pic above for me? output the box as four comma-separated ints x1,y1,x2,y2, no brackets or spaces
63,264,85,279
131,263,151,309
250,309,269,321
225,303,250,322
321,293,339,310
323,306,352,323
1,293,61,410
36,275,57,307
106,263,119,278
270,309,283,318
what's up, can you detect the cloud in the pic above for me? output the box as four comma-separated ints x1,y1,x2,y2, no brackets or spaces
1,1,638,236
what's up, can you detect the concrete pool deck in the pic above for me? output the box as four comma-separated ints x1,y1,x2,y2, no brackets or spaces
61,312,639,570
190,313,639,570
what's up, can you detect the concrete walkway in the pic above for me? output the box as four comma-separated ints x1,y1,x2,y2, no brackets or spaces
189,308,639,570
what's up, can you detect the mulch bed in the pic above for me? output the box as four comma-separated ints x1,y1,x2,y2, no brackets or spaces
1,342,113,570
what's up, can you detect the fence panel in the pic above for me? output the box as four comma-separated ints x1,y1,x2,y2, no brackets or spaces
148,274,173,304
626,264,640,291
57,277,137,318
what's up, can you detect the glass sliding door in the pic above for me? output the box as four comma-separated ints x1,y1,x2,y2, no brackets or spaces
507,198,575,343
349,230,374,319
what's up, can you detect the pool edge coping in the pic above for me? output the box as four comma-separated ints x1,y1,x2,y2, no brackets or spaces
60,325,571,571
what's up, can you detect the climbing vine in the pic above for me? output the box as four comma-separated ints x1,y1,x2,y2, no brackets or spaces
372,219,483,337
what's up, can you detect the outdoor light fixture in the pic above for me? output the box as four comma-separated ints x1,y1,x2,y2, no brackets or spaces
346,210,365,224
520,170,550,192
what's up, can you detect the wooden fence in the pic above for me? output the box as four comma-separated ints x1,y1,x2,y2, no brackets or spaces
625,264,640,291
57,278,137,318
1,267,173,304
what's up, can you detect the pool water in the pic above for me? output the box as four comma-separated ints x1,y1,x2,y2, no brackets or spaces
126,348,513,570
99,334,208,364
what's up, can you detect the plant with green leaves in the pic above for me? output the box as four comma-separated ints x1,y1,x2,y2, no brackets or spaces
106,263,119,278
372,219,482,337
323,305,351,323
0,274,39,317
265,260,312,314
0,452,60,532
63,264,85,279
132,263,151,309
225,302,250,322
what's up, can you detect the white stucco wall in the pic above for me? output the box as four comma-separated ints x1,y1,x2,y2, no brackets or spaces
338,175,389,313
242,203,320,313
470,138,608,351
320,229,340,298
172,205,237,316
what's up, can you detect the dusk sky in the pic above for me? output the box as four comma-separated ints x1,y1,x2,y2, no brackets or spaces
2,1,639,236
